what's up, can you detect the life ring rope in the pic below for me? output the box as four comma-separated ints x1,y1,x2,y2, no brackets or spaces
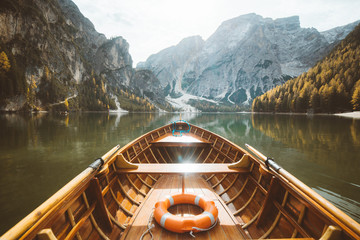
154,193,219,234
139,208,155,240
190,218,219,238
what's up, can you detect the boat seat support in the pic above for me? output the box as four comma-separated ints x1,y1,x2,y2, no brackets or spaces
37,229,57,240
256,176,281,227
228,154,251,169
86,178,113,232
115,153,138,169
319,225,342,240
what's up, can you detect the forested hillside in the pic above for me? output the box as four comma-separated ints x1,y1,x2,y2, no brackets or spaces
0,0,171,112
252,23,360,113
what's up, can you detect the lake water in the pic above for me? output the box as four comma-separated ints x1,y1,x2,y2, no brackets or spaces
0,112,359,234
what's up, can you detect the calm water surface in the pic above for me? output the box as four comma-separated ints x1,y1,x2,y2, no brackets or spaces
0,112,359,234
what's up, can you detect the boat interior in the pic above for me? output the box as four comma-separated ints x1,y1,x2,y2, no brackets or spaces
3,122,360,240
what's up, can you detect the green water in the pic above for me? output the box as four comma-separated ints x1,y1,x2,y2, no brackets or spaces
0,112,359,234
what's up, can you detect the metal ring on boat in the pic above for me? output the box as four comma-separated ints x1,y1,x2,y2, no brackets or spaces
154,193,218,233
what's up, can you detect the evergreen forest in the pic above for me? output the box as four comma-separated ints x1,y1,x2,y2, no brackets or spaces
252,24,360,113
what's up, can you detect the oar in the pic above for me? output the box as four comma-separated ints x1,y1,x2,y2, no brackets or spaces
2,145,121,240
245,144,360,238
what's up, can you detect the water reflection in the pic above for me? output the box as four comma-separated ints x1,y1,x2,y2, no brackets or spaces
251,114,360,182
0,112,177,234
0,112,359,234
250,114,360,223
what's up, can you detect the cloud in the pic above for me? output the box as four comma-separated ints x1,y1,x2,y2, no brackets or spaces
111,13,133,27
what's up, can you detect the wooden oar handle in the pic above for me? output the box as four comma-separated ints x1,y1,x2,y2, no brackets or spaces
2,145,122,240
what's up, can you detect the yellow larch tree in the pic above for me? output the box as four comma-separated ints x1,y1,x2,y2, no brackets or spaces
0,51,11,72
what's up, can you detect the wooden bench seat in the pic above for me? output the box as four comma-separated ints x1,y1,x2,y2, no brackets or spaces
116,163,250,174
120,175,247,239
150,134,211,147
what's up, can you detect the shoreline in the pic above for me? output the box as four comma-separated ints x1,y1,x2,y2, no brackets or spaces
251,111,360,119
334,111,360,119
1,110,360,119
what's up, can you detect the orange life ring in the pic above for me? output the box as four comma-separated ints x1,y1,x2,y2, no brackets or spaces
154,193,218,233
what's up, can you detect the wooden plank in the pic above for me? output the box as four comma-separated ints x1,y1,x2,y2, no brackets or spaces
81,193,110,240
157,175,181,240
212,147,238,163
264,239,314,240
64,203,96,240
273,200,311,238
194,148,205,163
203,148,213,163
66,209,81,240
178,176,209,240
255,176,281,227
152,141,211,147
86,178,114,232
121,175,246,240
151,135,211,147
120,176,170,240
162,147,173,163
219,174,239,196
156,148,167,163
149,148,160,163
116,163,250,174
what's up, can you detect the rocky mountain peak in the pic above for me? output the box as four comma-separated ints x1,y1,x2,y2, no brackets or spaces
96,37,132,72
137,35,205,92
177,35,204,48
321,20,360,44
0,0,143,111
274,16,300,31
140,13,359,108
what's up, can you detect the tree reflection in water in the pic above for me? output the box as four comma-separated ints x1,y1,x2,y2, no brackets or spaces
0,112,359,234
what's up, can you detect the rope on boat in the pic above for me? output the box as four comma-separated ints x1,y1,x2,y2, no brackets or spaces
189,218,219,238
171,120,191,137
139,208,155,240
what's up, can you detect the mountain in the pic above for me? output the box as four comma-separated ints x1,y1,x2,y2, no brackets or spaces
1,3,358,112
138,36,204,96
0,0,168,112
138,13,359,107
252,22,360,113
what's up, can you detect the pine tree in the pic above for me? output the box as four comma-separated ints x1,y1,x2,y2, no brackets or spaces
310,88,320,112
64,98,69,111
0,51,11,72
352,86,360,110
27,76,37,107
253,23,360,114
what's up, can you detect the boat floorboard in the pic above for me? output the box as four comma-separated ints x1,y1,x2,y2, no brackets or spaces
120,174,246,240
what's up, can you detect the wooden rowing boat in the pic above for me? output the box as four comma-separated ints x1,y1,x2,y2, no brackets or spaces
2,121,360,240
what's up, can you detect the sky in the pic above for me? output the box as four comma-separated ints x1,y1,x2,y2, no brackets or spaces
71,0,360,66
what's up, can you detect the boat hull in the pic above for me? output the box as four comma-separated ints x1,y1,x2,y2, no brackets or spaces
2,122,360,239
